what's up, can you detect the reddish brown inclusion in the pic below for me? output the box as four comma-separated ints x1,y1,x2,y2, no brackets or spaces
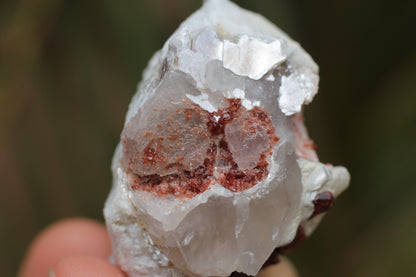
131,143,217,197
128,99,279,198
206,98,241,135
310,191,334,218
142,138,166,166
217,138,270,193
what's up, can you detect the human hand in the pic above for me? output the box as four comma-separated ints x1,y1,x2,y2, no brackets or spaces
18,218,298,277
18,218,125,277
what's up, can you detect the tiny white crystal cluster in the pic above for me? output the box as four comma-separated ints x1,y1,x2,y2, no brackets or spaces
104,1,350,277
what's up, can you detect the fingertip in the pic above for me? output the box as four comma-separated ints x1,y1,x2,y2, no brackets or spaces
19,218,112,277
52,254,125,277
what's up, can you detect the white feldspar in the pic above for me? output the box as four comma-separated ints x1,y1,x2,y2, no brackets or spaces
104,0,350,277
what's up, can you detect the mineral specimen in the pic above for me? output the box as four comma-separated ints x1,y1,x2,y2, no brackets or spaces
104,0,350,276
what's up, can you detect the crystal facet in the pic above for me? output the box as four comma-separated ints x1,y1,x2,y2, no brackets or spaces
104,1,350,276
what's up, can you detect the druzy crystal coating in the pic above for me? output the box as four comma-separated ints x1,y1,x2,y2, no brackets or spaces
104,1,350,277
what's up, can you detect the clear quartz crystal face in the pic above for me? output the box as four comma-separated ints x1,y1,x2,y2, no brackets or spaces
104,1,350,277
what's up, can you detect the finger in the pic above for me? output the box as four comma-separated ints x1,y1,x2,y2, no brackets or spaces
19,218,112,277
257,257,299,277
50,254,125,277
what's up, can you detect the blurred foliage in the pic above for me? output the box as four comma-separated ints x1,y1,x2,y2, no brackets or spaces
1,0,415,276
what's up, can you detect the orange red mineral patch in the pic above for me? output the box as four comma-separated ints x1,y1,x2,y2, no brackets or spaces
124,98,279,198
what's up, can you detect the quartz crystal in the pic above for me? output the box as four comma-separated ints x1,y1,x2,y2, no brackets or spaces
104,0,350,276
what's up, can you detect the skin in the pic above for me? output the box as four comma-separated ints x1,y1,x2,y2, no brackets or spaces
18,218,298,277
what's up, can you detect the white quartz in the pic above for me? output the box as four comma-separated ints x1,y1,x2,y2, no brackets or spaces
104,1,349,276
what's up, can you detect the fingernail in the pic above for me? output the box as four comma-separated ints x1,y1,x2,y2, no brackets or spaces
48,268,56,277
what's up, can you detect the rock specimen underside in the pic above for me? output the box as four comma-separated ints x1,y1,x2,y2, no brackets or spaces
104,0,350,276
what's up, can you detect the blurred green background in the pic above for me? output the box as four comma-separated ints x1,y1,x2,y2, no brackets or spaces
1,0,415,276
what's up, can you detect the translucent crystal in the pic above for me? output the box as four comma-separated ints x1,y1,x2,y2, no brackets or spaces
122,71,211,176
104,0,350,276
224,109,272,169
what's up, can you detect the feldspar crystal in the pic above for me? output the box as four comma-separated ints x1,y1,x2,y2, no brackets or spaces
104,0,350,276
